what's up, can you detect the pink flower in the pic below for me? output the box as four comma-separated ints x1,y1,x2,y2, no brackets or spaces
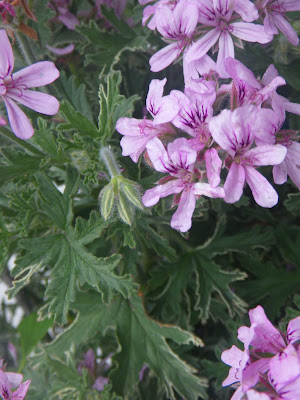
209,107,287,207
185,0,273,78
221,306,300,400
142,137,224,232
48,0,79,30
0,30,60,139
0,359,31,400
256,0,300,46
116,78,178,162
139,0,177,30
149,0,199,72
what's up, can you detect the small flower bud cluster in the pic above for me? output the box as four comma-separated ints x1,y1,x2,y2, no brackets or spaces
115,0,300,232
221,306,300,400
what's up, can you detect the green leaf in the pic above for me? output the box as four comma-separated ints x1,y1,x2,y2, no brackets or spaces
77,20,148,71
17,312,54,370
193,256,247,323
284,192,300,216
58,100,99,139
55,72,94,122
37,293,207,400
36,167,79,230
98,71,139,144
111,296,207,400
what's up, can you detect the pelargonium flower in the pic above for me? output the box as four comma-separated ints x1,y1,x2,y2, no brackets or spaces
209,107,287,207
149,0,199,72
0,30,60,139
185,0,273,78
139,0,178,30
221,306,300,399
142,137,224,232
256,0,300,46
0,359,31,400
116,78,179,162
78,349,110,392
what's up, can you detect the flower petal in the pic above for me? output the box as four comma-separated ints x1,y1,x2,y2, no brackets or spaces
150,42,179,72
11,61,60,88
224,162,245,203
287,316,300,344
273,162,288,185
244,144,287,166
146,137,171,173
6,372,23,389
231,22,273,43
142,179,183,207
6,90,60,115
2,96,34,139
217,32,234,78
234,0,259,22
244,166,279,208
194,182,224,198
273,13,299,46
185,29,220,64
11,379,31,400
170,188,196,232
0,30,14,78
205,148,222,187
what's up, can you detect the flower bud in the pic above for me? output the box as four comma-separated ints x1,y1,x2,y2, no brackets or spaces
99,184,115,220
117,190,134,226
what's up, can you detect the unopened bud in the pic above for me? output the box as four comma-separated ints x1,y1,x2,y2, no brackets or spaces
99,184,115,220
117,191,134,226
121,181,144,211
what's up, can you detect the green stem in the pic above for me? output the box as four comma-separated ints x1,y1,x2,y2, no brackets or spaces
0,126,44,156
99,146,121,178
15,32,37,65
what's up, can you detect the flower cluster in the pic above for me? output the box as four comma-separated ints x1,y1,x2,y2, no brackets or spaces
0,359,31,400
115,0,300,232
221,306,300,400
78,349,110,392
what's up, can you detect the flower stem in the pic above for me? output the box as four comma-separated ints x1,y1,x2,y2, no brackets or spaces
99,146,121,178
0,126,44,156
15,32,37,65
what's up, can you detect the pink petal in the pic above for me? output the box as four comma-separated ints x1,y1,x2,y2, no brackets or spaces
153,95,179,125
185,28,220,64
150,42,179,72
242,358,271,391
248,305,286,352
234,0,259,22
221,345,244,368
224,162,245,203
2,96,34,139
142,179,183,207
287,316,300,344
6,90,59,115
246,390,271,400
168,138,197,168
0,30,14,78
170,188,196,232
286,157,300,189
205,148,222,187
6,372,23,389
231,22,273,43
174,1,198,37
183,54,217,87
217,32,234,78
156,6,175,38
272,13,299,46
225,57,261,91
284,0,300,11
244,144,287,166
268,343,300,392
12,61,60,88
264,13,279,35
273,162,288,185
57,7,79,30
11,379,31,400
146,78,166,117
193,182,224,198
222,367,240,386
213,0,234,21
244,166,279,208
261,64,279,86
146,137,171,173
0,370,12,399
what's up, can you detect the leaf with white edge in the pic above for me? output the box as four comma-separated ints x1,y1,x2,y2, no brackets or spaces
111,295,207,400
